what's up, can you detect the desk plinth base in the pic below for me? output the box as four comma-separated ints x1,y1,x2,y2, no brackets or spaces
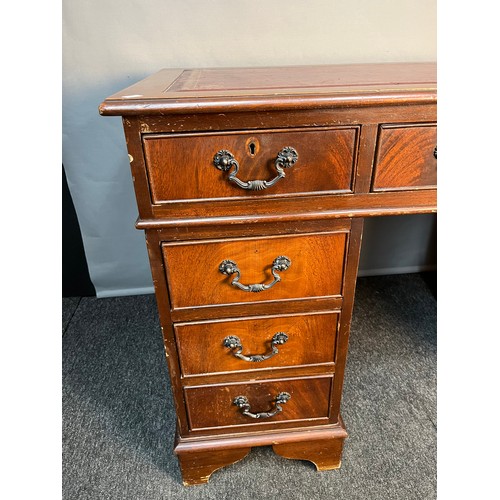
175,418,348,486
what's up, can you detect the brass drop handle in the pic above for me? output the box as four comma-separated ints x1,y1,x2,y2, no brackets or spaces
223,332,289,362
433,146,437,159
233,392,291,419
219,256,291,292
213,147,298,190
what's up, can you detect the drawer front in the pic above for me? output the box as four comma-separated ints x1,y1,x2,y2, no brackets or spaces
143,127,357,203
372,124,437,191
175,312,338,377
162,232,348,310
184,376,332,430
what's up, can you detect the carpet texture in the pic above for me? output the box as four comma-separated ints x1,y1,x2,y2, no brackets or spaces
62,273,436,500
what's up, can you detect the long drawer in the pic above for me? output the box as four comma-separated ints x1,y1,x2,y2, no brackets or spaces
162,231,348,310
372,123,437,191
142,127,358,204
184,376,333,430
174,312,338,377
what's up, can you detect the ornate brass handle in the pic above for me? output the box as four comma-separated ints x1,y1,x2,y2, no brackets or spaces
213,147,298,190
223,332,289,362
233,392,291,419
219,256,291,292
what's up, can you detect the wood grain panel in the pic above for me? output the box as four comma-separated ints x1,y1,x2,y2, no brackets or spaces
273,437,344,471
175,312,338,377
154,217,350,242
175,423,347,450
182,364,335,387
177,447,251,486
143,127,357,203
330,218,364,422
169,296,343,323
162,232,348,310
145,189,436,222
372,124,437,191
133,104,437,136
184,376,332,430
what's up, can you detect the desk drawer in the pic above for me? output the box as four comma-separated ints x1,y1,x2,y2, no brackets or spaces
143,127,357,204
162,232,348,310
372,124,437,191
184,376,332,430
175,312,338,377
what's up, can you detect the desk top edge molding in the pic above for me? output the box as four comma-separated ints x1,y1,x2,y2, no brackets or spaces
99,62,437,116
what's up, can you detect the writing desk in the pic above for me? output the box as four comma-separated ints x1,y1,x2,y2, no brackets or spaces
100,62,437,485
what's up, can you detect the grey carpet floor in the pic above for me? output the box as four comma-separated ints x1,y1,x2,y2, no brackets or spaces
62,273,436,500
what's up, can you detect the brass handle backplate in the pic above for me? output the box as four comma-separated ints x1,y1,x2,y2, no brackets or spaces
223,332,289,362
233,392,291,419
219,256,291,292
213,147,298,190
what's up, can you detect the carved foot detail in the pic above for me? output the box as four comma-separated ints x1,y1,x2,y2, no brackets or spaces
176,447,251,486
272,437,345,471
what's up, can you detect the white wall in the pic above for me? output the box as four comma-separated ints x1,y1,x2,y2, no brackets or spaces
62,0,437,297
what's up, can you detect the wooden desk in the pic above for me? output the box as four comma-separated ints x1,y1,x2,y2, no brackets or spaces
100,63,437,485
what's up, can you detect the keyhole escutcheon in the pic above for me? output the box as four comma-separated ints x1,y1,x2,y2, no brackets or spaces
245,137,259,157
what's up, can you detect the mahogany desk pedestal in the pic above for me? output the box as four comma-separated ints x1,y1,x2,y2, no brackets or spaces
100,63,437,485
